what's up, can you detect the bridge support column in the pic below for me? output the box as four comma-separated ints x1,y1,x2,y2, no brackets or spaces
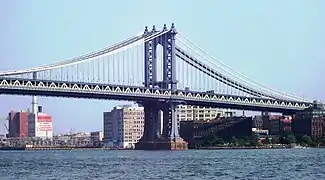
160,103,188,150
135,102,188,150
135,101,162,150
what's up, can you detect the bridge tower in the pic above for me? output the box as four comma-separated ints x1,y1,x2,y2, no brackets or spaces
135,24,188,150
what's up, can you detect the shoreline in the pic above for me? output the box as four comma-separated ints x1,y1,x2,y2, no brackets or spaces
195,146,291,150
0,146,131,151
195,145,325,150
1,145,324,151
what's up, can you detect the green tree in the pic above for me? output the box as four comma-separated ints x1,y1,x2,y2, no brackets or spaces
202,134,225,147
230,136,238,146
312,137,322,144
237,138,246,146
213,137,225,146
264,137,271,144
250,135,260,146
287,134,297,144
202,134,214,147
280,134,296,144
243,136,250,141
271,137,280,144
301,135,313,145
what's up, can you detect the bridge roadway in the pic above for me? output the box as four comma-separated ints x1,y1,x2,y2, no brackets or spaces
0,78,313,113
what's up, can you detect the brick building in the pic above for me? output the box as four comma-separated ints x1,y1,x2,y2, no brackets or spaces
180,116,252,148
269,116,292,135
293,104,325,138
8,111,30,138
252,115,263,129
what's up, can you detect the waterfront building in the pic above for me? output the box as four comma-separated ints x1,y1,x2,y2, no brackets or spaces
176,105,224,122
8,110,30,138
255,114,292,135
0,116,8,136
176,105,225,130
293,104,325,138
0,134,7,145
252,115,263,129
252,128,269,135
268,116,292,135
51,133,92,147
28,106,53,138
103,104,144,148
90,131,104,142
179,116,252,148
260,114,281,131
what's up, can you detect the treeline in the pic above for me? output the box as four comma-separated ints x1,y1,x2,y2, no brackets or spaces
201,133,325,147
201,134,260,147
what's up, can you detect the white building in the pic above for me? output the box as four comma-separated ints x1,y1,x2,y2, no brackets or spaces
28,96,53,139
28,112,53,138
0,116,8,136
176,105,224,123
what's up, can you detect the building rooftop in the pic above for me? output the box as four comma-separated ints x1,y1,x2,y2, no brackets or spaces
38,113,51,116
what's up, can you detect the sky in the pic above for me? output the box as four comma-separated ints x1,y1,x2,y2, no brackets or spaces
0,0,324,133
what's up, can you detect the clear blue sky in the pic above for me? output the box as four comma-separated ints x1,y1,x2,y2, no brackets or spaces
0,0,324,133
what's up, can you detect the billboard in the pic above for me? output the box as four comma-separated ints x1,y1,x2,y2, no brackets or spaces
35,113,53,138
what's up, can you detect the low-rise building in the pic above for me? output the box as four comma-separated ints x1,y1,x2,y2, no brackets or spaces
180,116,252,148
252,128,269,135
176,105,224,122
90,131,104,142
257,114,292,135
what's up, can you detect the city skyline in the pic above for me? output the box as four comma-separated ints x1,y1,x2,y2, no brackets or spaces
1,1,325,133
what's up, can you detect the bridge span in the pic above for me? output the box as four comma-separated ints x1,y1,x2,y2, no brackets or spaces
0,24,315,150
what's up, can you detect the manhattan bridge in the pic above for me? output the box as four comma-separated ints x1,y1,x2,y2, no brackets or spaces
0,24,318,150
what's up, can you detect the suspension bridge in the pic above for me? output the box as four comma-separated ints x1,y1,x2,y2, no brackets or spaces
0,24,315,150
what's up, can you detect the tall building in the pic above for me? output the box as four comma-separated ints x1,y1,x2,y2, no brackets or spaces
103,104,144,148
28,106,53,138
8,111,30,137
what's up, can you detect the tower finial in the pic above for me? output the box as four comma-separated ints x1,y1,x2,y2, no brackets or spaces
144,26,148,34
170,23,177,34
152,25,156,32
163,24,167,31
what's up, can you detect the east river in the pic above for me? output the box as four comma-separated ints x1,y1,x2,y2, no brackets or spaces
1,148,325,179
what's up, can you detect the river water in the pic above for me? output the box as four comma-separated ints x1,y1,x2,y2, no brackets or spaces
0,148,324,179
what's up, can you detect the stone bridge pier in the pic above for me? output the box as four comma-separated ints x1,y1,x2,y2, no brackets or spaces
135,101,188,150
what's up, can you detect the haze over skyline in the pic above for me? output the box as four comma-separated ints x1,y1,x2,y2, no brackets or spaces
1,0,324,133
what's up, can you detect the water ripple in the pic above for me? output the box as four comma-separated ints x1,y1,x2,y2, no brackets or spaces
0,149,325,179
